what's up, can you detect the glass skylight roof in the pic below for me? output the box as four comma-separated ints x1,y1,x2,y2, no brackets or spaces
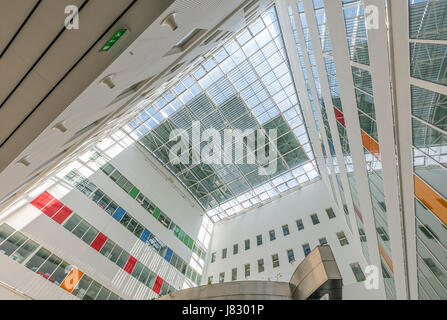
123,5,319,221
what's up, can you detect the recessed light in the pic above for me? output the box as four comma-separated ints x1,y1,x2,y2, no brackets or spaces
99,74,116,89
17,156,31,167
161,12,178,31
52,121,68,133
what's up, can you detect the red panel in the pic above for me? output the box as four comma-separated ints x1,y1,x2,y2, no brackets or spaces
30,191,54,210
124,256,137,274
353,204,363,223
333,107,345,127
153,276,163,294
90,233,108,251
52,206,73,224
41,200,64,218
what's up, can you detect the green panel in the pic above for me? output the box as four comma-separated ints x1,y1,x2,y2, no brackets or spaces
174,226,181,238
129,187,140,199
187,237,194,250
153,207,161,219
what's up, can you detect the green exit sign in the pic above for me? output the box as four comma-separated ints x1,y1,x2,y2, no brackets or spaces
100,29,127,52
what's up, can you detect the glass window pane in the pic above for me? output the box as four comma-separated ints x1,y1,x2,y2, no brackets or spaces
25,248,51,272
63,213,82,232
51,261,71,286
0,224,15,244
0,231,28,256
11,239,39,264
73,275,93,299
37,254,62,281
72,220,90,239
83,281,102,300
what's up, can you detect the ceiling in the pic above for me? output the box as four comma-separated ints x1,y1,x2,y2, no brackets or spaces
0,0,276,210
123,6,320,221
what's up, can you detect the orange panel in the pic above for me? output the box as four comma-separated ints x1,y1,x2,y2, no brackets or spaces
378,243,393,273
361,130,381,161
414,174,447,226
60,268,83,293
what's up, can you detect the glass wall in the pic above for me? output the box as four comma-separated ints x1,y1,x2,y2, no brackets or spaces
409,0,447,300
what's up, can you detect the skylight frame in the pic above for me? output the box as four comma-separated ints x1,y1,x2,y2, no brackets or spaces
123,5,320,221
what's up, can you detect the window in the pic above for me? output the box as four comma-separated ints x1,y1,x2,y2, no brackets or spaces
303,243,311,256
219,272,225,283
272,254,279,268
287,249,295,263
282,224,290,236
319,237,328,246
311,213,320,225
245,264,250,277
376,227,389,241
233,244,238,255
0,224,15,243
337,231,349,246
211,252,216,263
222,248,227,259
25,248,51,272
256,234,263,246
359,228,367,242
11,239,39,264
326,208,336,219
232,268,237,281
0,231,28,256
269,230,276,241
245,239,250,250
296,219,304,231
350,263,366,282
207,276,213,284
258,259,264,272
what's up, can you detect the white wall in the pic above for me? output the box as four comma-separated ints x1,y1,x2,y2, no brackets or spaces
0,144,210,299
206,179,384,299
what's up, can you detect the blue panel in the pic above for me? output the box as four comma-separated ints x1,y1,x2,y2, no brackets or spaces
164,248,173,262
112,207,125,222
140,228,151,242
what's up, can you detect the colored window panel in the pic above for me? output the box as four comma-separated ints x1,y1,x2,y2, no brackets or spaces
353,203,364,223
140,229,151,242
378,243,394,273
164,248,173,262
60,268,84,293
129,187,140,199
90,233,108,251
333,107,345,127
414,174,447,226
124,256,137,274
41,200,64,218
153,276,164,294
30,192,54,211
112,207,126,222
153,207,161,219
361,130,381,161
52,206,73,224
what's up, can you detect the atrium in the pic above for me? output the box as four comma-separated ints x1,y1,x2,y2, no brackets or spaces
0,0,445,302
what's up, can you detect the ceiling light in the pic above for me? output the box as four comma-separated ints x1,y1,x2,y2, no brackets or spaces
52,121,68,133
99,74,115,89
17,156,31,167
161,12,178,31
